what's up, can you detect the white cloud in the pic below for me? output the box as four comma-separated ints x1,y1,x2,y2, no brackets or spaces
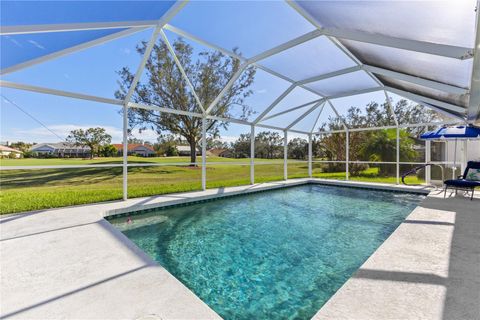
129,128,158,143
256,89,267,94
6,36,22,48
216,135,238,144
287,132,309,141
122,48,131,55
28,40,46,50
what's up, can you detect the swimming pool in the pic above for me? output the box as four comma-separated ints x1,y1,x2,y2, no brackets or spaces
109,184,424,319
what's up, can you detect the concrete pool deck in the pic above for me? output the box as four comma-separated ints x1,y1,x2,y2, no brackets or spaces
0,179,478,319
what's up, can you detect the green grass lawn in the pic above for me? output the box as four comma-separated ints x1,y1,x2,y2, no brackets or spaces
0,156,281,166
0,158,424,214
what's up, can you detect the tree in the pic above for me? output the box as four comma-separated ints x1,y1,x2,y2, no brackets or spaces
315,98,438,175
206,138,229,150
9,141,32,153
287,137,308,160
255,131,283,159
153,134,181,157
317,99,440,132
66,127,112,159
154,134,179,156
100,144,117,157
361,129,417,175
115,38,255,165
231,133,251,158
128,138,144,144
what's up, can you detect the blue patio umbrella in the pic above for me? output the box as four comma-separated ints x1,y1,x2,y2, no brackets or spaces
420,125,480,140
420,125,480,174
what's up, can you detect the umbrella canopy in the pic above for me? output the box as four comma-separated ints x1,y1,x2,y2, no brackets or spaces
420,125,480,140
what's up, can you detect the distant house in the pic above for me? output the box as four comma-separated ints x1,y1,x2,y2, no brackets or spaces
0,145,23,158
208,148,233,158
112,144,155,157
30,142,91,158
176,145,200,156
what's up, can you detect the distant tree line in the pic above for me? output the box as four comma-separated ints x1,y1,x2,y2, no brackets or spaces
217,98,442,176
313,99,440,175
210,131,308,160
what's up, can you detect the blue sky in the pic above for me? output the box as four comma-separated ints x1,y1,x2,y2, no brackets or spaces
1,1,404,145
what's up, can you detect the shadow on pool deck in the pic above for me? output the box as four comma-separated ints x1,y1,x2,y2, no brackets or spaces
0,211,219,319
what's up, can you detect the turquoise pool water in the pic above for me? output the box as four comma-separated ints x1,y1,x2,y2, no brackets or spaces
109,184,424,319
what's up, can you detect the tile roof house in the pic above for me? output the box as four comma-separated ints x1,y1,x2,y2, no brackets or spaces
0,145,23,158
112,144,156,157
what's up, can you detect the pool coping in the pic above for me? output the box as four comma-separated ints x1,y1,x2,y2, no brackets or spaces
4,178,474,320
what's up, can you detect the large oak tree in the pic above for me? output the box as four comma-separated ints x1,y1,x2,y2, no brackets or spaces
115,38,255,164
66,127,112,159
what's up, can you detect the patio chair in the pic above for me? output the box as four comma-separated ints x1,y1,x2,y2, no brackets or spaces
444,161,480,200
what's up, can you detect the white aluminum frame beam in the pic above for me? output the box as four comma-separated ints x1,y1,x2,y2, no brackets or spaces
250,125,255,184
164,24,244,61
425,125,431,184
384,90,399,126
286,1,473,60
205,63,248,114
297,66,361,85
201,117,207,190
396,127,400,184
122,102,128,200
327,100,348,130
206,114,309,134
327,86,383,100
346,128,349,180
124,0,189,104
468,0,480,123
327,36,387,95
286,100,324,130
253,84,296,124
385,86,466,116
283,130,288,180
0,80,123,105
364,65,469,95
313,120,460,135
120,1,189,200
1,27,149,76
124,26,162,103
160,29,205,113
324,28,472,60
261,98,323,121
310,102,325,133
128,102,203,117
308,134,313,177
247,30,322,63
0,20,158,35
164,24,323,98
122,25,162,200
2,80,460,136
255,64,321,97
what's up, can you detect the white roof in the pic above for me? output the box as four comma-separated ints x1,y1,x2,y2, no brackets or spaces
30,142,90,151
